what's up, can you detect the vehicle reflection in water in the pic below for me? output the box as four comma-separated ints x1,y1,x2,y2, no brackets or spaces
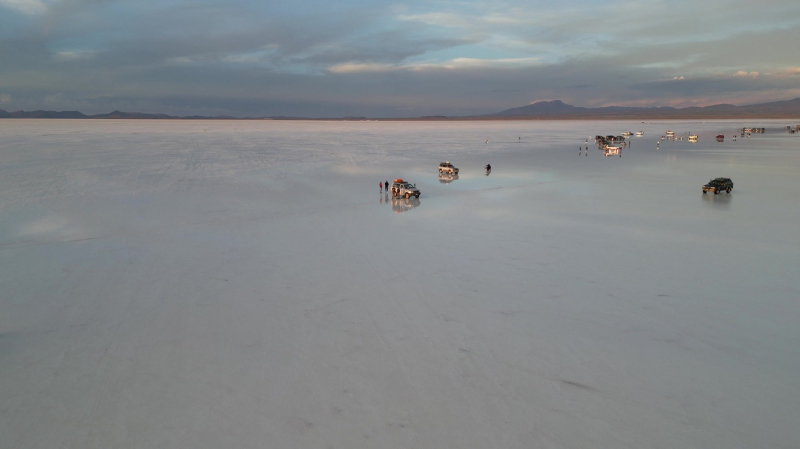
701,191,732,209
391,196,421,213
603,147,621,157
438,172,459,184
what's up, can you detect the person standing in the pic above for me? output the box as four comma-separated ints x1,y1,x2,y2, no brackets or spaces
379,181,383,191
384,180,389,192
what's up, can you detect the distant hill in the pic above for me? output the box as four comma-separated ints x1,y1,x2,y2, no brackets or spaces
0,110,88,119
0,109,240,120
489,98,800,119
2,97,800,120
91,110,174,119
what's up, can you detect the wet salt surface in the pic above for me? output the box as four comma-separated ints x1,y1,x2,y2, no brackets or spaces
1,119,799,448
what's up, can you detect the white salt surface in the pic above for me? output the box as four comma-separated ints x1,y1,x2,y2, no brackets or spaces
1,119,799,448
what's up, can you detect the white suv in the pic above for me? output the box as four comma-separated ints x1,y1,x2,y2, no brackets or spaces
438,161,459,174
391,179,421,199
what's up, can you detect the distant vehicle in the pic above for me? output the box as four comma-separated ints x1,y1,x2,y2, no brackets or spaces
635,131,644,136
621,132,633,136
702,178,733,194
716,134,724,142
391,178,421,199
604,146,620,156
666,130,675,137
688,134,698,142
438,161,459,174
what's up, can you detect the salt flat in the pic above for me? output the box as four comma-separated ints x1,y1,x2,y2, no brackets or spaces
1,119,799,448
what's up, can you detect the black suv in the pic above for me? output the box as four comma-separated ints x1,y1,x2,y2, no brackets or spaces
702,178,733,194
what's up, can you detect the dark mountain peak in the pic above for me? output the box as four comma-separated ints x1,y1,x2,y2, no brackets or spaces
494,100,586,116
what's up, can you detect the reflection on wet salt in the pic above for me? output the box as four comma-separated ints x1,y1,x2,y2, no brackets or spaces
701,192,732,208
4,120,800,449
438,173,459,184
390,196,420,213
16,215,81,239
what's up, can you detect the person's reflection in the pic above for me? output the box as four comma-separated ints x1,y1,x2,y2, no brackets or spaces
379,191,384,204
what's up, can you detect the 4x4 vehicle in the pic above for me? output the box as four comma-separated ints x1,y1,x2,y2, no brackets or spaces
391,179,421,198
702,178,733,194
438,162,459,174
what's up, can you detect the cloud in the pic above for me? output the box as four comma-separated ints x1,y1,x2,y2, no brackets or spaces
628,68,800,107
327,62,396,74
398,12,469,28
0,93,11,103
2,0,800,116
0,0,48,15
328,57,540,73
54,50,96,62
294,34,478,68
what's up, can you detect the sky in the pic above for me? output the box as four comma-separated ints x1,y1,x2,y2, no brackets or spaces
2,0,800,117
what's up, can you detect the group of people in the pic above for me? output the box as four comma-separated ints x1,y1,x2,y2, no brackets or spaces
379,180,401,196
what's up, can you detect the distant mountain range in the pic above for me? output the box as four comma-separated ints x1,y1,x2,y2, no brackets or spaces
2,98,800,120
486,98,800,119
0,110,238,119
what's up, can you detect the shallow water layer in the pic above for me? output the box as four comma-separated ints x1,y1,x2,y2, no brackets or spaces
1,119,799,449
